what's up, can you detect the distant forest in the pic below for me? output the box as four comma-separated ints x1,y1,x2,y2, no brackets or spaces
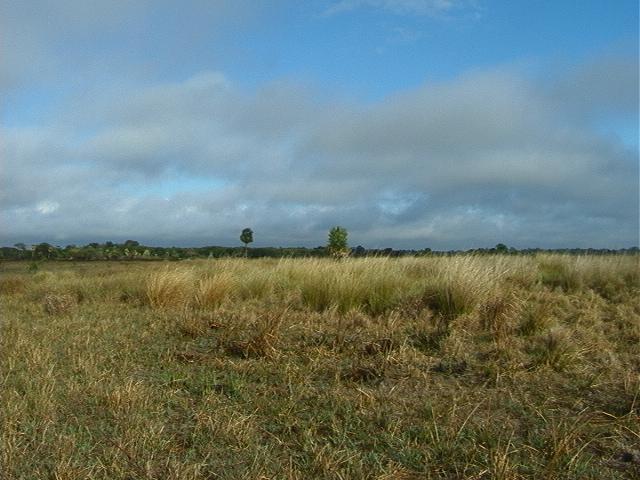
2,241,638,261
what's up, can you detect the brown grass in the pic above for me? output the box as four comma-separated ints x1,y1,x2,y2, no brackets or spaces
43,292,78,315
0,275,27,295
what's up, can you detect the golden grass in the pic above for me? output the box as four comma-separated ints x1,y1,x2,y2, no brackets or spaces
146,267,194,309
194,273,235,309
1,254,638,479
42,292,77,315
0,275,26,295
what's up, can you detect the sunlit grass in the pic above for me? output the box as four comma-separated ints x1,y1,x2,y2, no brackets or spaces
1,254,638,479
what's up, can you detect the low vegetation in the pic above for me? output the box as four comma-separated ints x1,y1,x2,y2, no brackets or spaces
1,255,638,479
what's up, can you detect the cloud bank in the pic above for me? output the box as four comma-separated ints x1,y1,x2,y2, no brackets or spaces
1,50,637,249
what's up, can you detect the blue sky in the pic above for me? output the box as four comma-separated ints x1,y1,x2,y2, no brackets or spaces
1,0,638,249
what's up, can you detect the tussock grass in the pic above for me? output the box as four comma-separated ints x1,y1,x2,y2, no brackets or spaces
194,273,234,308
420,255,509,318
1,254,639,479
295,258,416,314
478,288,522,342
537,254,640,296
42,292,77,315
146,267,194,309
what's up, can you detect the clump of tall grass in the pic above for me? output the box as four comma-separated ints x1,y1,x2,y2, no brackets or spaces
295,258,417,315
195,273,234,309
537,255,582,292
502,256,538,288
235,269,275,301
537,254,639,298
296,264,335,311
146,267,194,309
478,288,522,342
226,310,286,359
420,256,508,319
575,256,640,300
529,327,582,371
175,309,214,337
42,293,77,315
517,292,555,336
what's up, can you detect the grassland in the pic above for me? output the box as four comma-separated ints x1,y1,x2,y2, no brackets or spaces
1,255,639,479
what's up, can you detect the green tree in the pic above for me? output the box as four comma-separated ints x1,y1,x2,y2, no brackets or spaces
34,242,55,260
240,228,254,257
327,226,349,258
495,243,508,253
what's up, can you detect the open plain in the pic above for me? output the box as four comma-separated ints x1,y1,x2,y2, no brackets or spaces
1,255,639,479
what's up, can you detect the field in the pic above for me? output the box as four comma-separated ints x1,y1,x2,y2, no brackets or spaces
1,255,639,479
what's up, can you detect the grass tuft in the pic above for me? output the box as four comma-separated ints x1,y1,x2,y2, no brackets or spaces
146,267,194,309
194,273,234,309
42,293,77,315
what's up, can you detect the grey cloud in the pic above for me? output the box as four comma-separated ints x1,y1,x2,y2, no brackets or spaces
301,70,637,219
0,1,264,91
0,0,143,89
1,55,638,249
549,53,639,119
305,70,549,160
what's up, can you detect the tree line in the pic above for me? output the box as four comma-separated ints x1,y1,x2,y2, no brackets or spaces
2,228,638,261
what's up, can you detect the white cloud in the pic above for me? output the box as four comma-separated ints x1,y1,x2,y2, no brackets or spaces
36,201,60,215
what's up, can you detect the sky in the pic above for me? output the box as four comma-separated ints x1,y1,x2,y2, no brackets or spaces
1,0,638,250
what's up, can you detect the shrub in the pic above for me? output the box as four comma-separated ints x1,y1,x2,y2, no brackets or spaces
327,226,349,258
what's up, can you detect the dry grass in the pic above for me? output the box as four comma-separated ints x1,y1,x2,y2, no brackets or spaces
194,273,235,309
0,275,27,295
146,267,194,309
1,254,638,479
42,292,78,315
